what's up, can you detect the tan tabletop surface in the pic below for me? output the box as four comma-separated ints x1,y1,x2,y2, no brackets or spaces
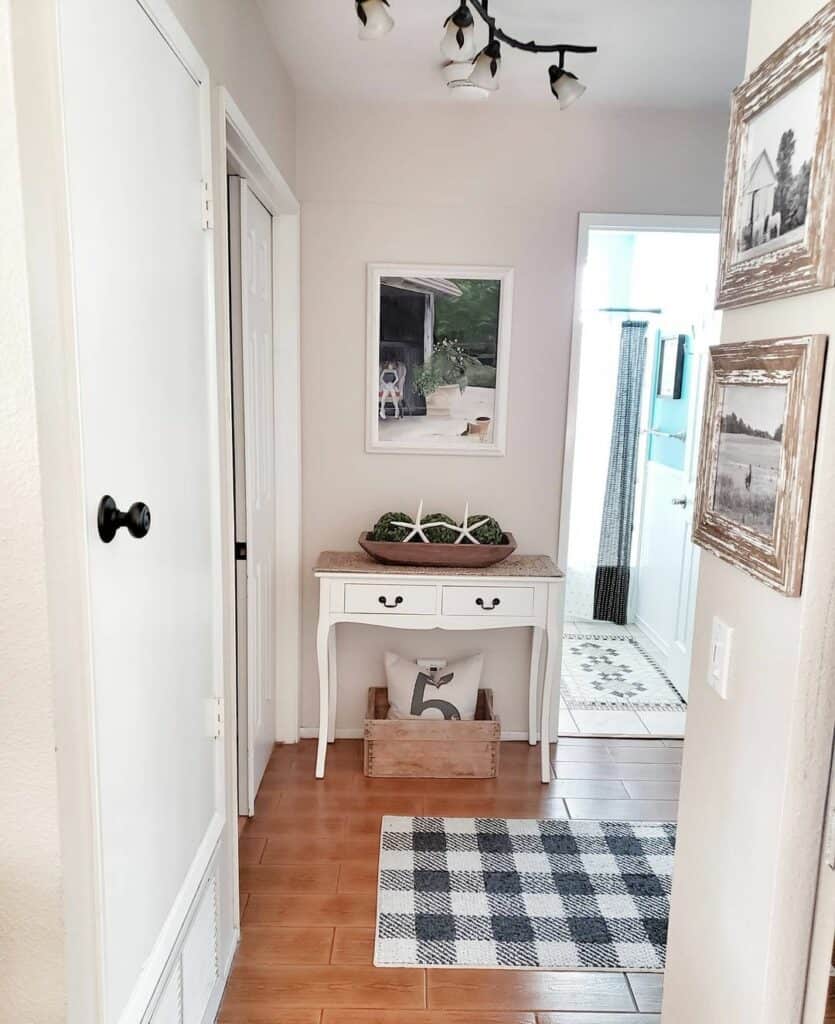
314,550,562,578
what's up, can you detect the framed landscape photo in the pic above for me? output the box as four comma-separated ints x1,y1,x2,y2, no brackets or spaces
716,2,835,308
366,264,513,455
692,336,827,596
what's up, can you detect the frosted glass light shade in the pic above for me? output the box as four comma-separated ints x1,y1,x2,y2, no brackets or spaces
549,66,586,109
357,0,394,40
469,42,501,91
440,7,476,61
443,61,489,100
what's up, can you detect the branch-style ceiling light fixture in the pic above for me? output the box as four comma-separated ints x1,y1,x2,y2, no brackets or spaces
354,0,597,107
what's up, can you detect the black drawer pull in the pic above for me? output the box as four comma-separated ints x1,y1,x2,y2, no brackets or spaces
476,597,501,610
379,595,404,609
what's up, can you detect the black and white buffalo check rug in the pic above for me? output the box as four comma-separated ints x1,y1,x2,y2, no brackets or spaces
374,816,675,970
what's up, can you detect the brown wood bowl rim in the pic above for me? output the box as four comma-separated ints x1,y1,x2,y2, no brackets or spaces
358,531,517,567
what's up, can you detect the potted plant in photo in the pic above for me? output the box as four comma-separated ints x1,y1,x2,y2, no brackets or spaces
413,338,479,416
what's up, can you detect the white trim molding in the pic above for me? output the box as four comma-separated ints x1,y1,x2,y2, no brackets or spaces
218,87,302,752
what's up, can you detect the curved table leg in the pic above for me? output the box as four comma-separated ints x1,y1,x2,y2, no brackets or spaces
327,625,338,743
528,626,544,745
540,583,563,783
539,629,553,783
315,609,331,779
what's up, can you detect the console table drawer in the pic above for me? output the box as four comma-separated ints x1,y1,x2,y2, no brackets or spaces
441,585,535,617
344,583,437,615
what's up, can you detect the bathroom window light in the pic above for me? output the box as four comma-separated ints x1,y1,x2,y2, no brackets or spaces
355,0,394,40
440,2,477,62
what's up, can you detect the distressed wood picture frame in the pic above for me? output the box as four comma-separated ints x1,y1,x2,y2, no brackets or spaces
716,2,835,308
692,336,827,596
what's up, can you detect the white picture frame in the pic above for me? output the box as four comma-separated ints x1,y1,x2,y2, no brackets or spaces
365,263,514,456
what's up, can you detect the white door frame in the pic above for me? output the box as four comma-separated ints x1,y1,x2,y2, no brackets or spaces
217,89,302,776
558,213,720,620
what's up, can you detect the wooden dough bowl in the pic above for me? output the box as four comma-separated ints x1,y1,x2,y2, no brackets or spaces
358,531,517,568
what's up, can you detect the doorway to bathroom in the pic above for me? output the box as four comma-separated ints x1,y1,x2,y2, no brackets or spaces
559,214,720,739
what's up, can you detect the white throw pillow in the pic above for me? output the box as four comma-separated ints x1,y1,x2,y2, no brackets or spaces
384,651,483,721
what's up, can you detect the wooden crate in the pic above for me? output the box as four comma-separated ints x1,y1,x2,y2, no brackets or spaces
363,687,501,778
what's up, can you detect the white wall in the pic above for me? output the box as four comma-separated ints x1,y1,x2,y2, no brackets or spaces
297,99,730,734
0,3,66,1020
663,2,835,1021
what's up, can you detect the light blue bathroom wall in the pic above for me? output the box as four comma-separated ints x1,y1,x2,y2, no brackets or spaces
648,331,690,471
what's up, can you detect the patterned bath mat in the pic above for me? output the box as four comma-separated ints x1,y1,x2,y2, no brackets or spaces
374,816,675,970
561,632,686,712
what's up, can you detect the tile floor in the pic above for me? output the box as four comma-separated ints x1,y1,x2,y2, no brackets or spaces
219,736,682,1023
560,623,686,741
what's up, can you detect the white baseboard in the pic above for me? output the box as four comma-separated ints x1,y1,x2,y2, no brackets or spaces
634,615,670,660
299,727,532,742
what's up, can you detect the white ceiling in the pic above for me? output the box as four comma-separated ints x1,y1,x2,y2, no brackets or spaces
258,0,751,111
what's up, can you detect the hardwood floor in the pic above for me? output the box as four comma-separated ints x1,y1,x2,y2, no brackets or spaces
218,738,681,1023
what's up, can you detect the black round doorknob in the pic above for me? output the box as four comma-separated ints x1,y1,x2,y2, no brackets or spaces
97,494,151,543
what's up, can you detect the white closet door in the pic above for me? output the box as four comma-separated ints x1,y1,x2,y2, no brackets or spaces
237,179,277,810
58,0,222,1019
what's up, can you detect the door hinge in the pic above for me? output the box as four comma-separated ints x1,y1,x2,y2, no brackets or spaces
206,697,224,740
235,541,247,561
201,179,213,231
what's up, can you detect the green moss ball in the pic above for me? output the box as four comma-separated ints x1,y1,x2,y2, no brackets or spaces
422,513,459,545
461,514,504,545
371,511,413,542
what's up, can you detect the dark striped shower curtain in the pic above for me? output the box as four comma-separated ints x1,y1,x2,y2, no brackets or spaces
593,321,648,625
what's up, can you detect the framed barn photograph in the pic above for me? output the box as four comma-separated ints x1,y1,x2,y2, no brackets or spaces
366,264,514,456
716,2,835,308
692,336,827,596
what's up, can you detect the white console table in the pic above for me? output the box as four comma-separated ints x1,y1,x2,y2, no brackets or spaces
313,551,565,782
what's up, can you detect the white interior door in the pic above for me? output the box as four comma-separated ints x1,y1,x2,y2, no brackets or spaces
663,347,708,701
635,461,691,657
636,349,709,701
58,1,223,1020
230,177,276,813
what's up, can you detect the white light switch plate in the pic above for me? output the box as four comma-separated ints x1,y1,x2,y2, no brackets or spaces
708,617,733,699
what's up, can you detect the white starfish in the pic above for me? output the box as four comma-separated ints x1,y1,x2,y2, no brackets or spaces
390,499,493,545
391,499,458,544
454,501,491,545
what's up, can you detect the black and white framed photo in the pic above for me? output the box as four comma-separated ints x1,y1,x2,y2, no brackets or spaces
693,336,827,596
716,2,835,307
657,334,685,399
366,264,514,455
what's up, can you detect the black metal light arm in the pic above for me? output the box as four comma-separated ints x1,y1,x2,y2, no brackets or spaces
467,0,597,63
